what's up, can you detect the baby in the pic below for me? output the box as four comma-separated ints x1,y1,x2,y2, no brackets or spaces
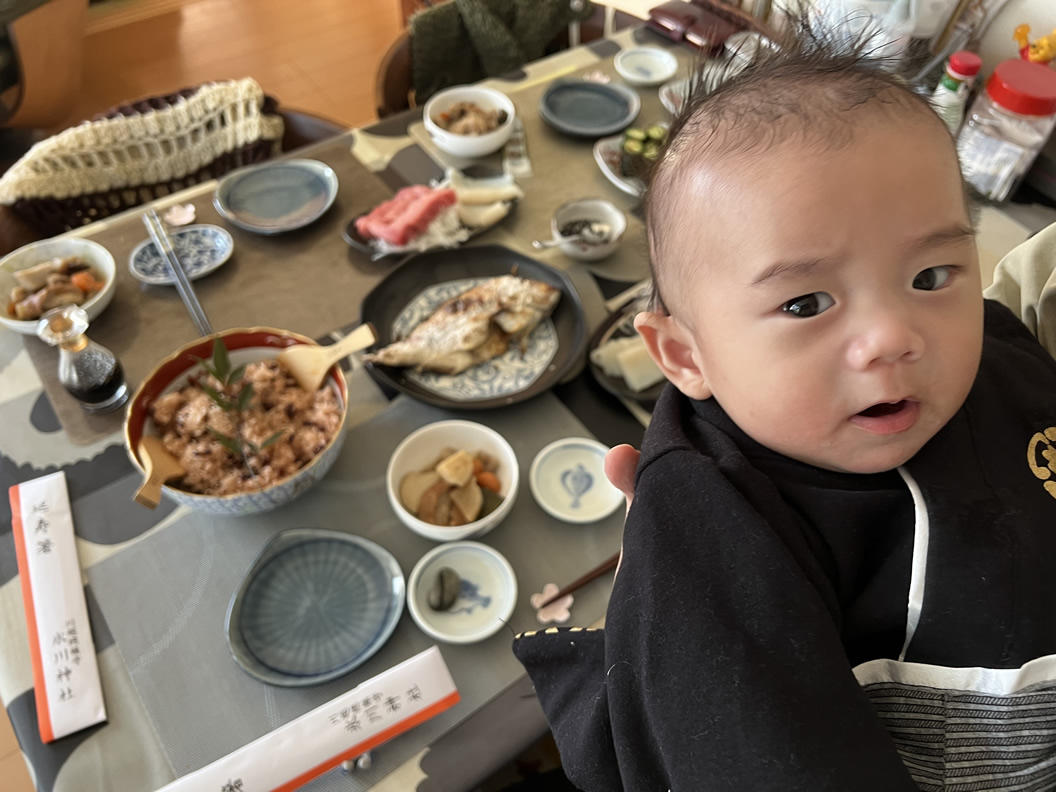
514,25,1056,792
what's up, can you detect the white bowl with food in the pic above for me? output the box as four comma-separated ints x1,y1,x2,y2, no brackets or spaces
550,198,627,262
0,237,116,335
125,327,348,516
387,419,519,542
423,86,516,158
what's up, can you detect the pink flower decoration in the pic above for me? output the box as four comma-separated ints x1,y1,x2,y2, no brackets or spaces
530,583,574,624
582,70,611,84
162,203,196,226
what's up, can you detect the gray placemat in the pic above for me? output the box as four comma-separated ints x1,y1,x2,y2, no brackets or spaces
85,393,622,788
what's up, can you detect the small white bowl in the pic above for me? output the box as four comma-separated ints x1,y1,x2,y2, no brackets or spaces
423,86,516,159
550,198,627,262
407,541,517,644
529,437,623,524
614,47,679,87
0,238,117,335
387,419,519,542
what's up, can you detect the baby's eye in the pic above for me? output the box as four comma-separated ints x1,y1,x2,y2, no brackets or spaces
912,266,953,291
781,292,834,318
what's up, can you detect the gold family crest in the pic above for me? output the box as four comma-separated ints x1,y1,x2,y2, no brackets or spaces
1028,428,1056,500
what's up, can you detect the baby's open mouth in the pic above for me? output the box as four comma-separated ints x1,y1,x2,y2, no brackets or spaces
850,399,920,435
857,400,909,418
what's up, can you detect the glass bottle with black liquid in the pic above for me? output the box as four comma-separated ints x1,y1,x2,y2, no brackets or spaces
37,305,128,413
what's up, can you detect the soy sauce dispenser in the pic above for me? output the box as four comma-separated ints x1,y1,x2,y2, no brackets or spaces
37,305,127,413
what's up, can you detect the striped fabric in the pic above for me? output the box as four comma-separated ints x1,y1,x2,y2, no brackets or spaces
863,681,1056,791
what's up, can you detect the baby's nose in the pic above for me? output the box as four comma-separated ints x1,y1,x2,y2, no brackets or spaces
846,308,924,369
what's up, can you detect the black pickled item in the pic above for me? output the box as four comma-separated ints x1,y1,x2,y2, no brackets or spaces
558,219,596,238
427,567,461,611
36,304,128,413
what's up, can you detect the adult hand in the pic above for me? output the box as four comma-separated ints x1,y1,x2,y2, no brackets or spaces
603,443,640,515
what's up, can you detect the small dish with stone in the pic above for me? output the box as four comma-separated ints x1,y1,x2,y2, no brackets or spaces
407,541,517,644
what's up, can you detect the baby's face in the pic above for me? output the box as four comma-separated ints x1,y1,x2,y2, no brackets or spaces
644,119,983,474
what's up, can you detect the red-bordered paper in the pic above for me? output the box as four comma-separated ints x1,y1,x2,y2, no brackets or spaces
10,472,106,742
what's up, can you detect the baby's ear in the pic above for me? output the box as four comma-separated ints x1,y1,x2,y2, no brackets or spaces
634,312,712,400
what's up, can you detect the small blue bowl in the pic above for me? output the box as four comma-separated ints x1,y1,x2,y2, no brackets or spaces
529,437,623,524
129,224,233,285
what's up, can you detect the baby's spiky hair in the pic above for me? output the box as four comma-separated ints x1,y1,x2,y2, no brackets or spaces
644,17,953,315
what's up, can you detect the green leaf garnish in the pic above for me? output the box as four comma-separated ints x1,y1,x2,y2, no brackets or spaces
208,427,241,456
260,430,285,450
229,364,246,384
237,383,255,412
199,382,233,411
212,338,231,382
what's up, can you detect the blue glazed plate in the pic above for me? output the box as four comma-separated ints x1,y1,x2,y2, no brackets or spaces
128,224,234,285
360,244,588,410
529,437,622,524
539,80,640,138
225,528,405,686
407,541,517,644
214,158,339,234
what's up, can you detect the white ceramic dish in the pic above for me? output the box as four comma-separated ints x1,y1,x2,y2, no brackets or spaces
129,224,234,285
550,198,627,262
0,238,117,335
659,76,690,116
614,47,679,87
387,419,519,542
407,541,517,644
423,86,516,158
593,135,644,197
529,437,622,524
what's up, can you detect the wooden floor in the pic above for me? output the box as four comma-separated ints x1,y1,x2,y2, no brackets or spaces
55,0,404,133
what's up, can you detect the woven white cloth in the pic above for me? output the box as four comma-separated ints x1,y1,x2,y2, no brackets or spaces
0,78,284,203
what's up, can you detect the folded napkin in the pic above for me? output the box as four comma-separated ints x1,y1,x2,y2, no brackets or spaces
410,0,593,103
9,472,107,742
157,647,459,791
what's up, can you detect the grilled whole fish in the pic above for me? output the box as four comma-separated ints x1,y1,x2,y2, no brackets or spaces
365,275,561,375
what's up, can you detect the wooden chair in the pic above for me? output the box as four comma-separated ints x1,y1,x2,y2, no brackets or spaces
374,3,638,118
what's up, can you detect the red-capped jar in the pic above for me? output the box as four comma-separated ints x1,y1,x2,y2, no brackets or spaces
957,58,1056,201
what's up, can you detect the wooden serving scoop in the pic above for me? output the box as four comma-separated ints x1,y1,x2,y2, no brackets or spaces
277,322,377,392
133,436,186,509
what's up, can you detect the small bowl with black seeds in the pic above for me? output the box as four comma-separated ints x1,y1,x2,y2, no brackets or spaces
549,198,626,262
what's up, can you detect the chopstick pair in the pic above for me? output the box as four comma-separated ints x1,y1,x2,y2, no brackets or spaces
536,551,621,609
142,209,213,336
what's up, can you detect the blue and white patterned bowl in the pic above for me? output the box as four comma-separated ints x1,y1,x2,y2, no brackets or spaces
529,437,622,524
128,224,234,285
407,541,517,644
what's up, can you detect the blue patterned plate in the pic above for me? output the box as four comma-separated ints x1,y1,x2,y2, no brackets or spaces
407,541,517,644
360,245,588,410
529,437,623,524
214,158,338,234
128,224,234,285
225,528,405,686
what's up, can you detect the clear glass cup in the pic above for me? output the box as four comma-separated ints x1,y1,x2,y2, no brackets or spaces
36,305,127,413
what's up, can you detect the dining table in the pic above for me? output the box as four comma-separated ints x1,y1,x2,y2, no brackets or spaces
6,17,1056,791
0,23,699,792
